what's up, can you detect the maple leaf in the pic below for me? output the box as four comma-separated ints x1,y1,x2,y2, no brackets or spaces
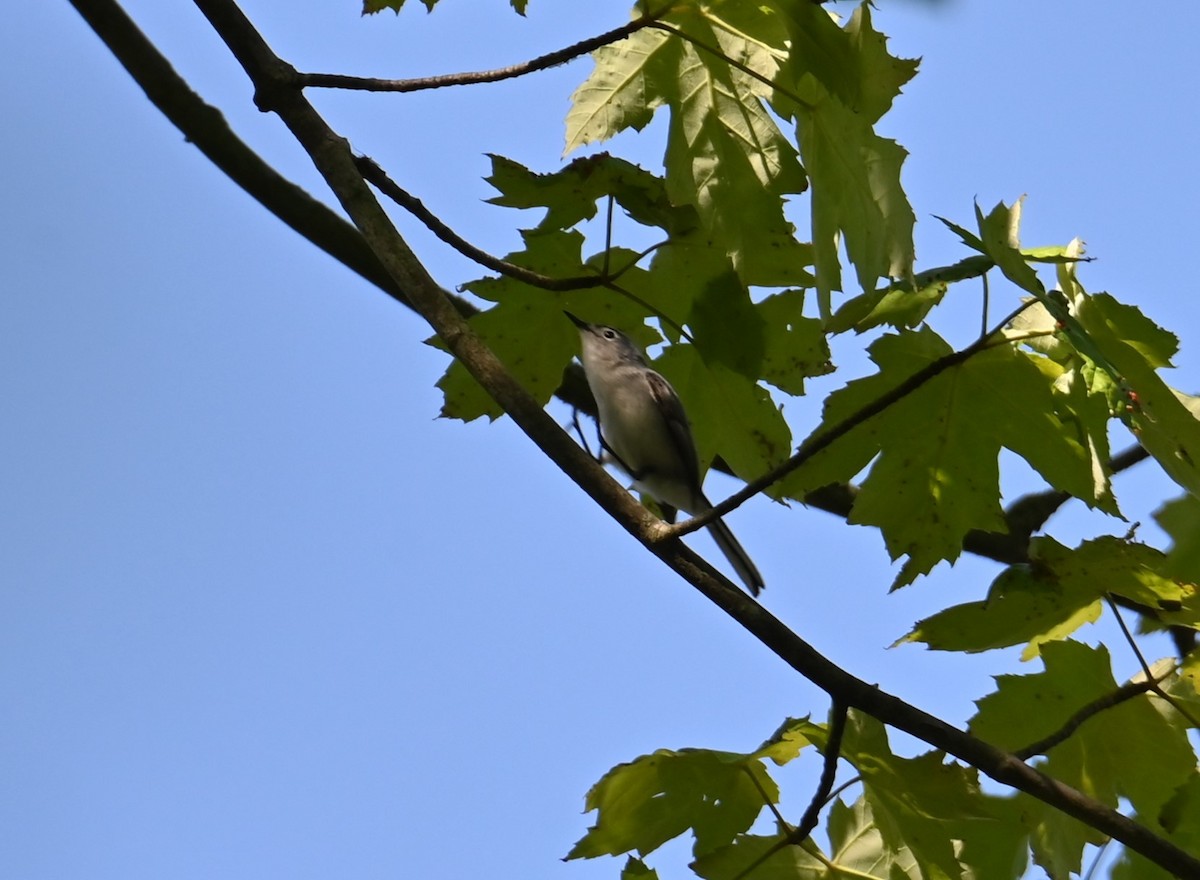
900,537,1198,658
783,328,1109,586
970,641,1194,878
566,3,809,282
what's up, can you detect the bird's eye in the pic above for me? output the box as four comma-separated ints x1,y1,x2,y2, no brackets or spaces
602,329,617,340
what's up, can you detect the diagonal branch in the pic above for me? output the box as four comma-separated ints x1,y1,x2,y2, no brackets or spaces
187,2,1200,873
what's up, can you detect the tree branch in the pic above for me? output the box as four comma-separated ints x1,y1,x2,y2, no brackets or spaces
66,0,441,316
295,6,669,93
186,3,1200,873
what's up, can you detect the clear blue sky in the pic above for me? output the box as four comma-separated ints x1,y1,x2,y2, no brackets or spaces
3,2,1198,879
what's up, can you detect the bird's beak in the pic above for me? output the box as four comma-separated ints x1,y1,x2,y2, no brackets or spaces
563,311,589,330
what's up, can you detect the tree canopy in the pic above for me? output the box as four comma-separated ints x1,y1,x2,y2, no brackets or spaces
54,1,1200,878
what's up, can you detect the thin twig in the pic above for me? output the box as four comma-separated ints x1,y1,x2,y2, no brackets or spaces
980,271,990,338
741,765,790,830
790,702,849,844
602,194,615,277
357,156,610,291
822,775,861,808
570,409,596,460
1013,677,1163,760
729,703,849,880
296,5,672,93
1107,597,1200,728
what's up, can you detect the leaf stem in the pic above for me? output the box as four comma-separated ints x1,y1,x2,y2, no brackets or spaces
1106,597,1200,728
728,703,848,880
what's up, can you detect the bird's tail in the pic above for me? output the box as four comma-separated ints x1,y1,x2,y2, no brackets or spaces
703,508,764,596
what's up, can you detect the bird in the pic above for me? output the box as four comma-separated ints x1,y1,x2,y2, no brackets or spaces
565,312,765,595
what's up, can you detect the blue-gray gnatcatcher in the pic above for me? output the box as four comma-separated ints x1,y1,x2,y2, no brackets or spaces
565,312,765,595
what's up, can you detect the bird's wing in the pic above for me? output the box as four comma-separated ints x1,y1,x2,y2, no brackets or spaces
644,369,702,491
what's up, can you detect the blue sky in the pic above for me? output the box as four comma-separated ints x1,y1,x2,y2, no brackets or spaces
4,2,1199,878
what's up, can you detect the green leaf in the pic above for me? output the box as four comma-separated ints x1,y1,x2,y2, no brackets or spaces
756,290,833,396
692,795,923,880
656,344,792,486
485,153,699,237
566,26,675,151
566,747,771,860
970,641,1194,879
620,856,660,880
828,277,948,335
826,796,920,880
900,537,1193,658
1113,774,1200,880
783,328,1107,584
828,256,993,335
1155,494,1200,583
837,713,1021,880
794,91,914,320
362,0,433,12
1073,292,1200,498
770,3,917,316
976,198,1045,297
690,832,827,880
566,4,808,281
567,721,818,862
753,715,820,766
688,271,767,380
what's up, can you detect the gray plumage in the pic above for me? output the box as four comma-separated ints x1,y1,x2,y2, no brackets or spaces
565,312,765,595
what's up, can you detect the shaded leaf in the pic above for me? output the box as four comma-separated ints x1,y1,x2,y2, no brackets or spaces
970,641,1194,878
657,344,792,486
567,720,818,862
1112,774,1200,880
757,290,833,396
1155,493,1200,583
782,328,1107,584
485,153,699,237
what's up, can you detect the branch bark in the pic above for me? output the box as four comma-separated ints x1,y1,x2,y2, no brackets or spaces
175,1,1200,874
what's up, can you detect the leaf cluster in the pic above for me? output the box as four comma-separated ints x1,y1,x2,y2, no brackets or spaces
416,4,1200,879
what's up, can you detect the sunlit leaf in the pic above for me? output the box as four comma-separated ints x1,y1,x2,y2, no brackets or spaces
900,537,1196,658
